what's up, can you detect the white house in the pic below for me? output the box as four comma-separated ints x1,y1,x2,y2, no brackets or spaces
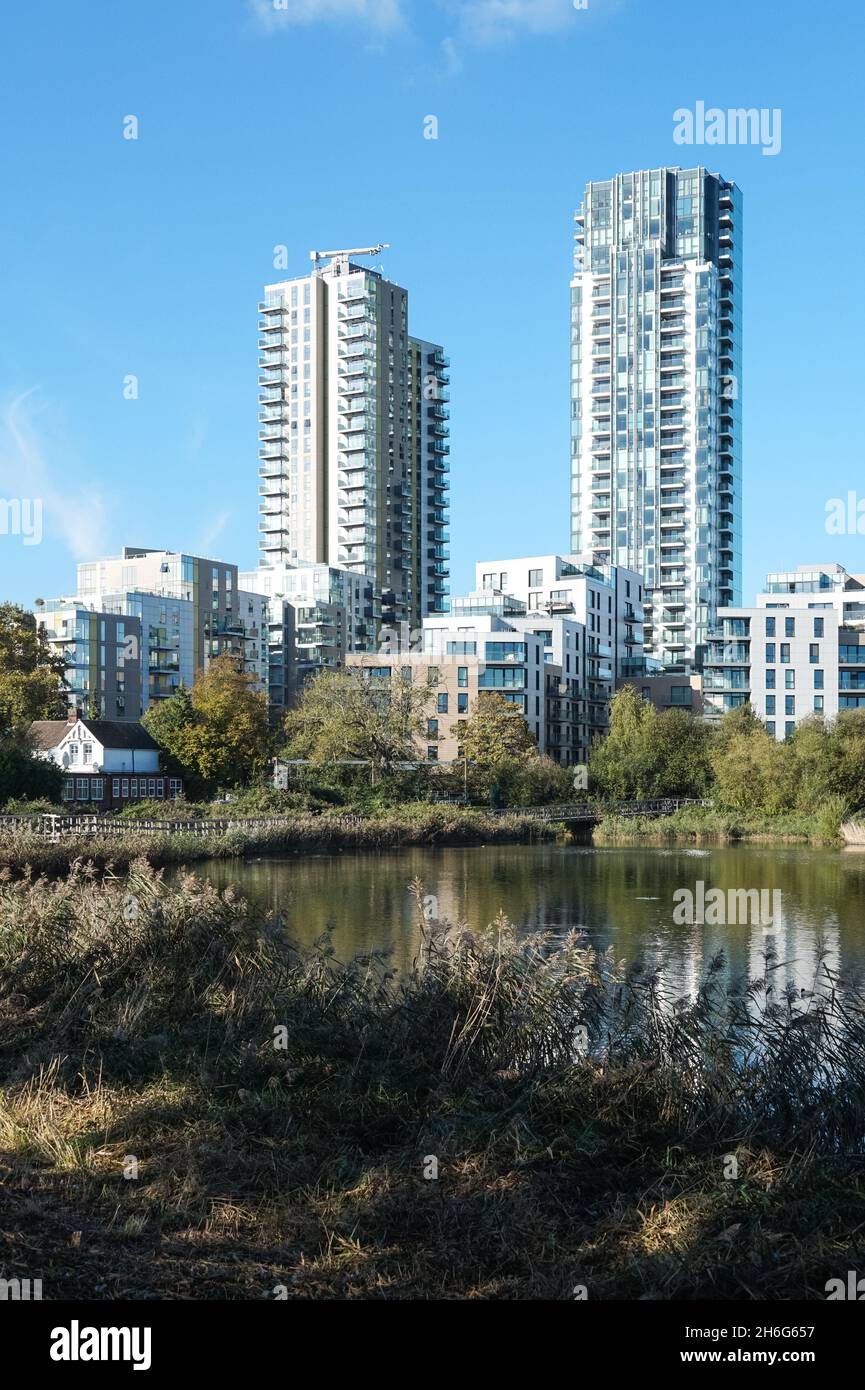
29,712,182,808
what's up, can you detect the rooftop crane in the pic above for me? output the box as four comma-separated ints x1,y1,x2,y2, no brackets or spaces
309,243,389,269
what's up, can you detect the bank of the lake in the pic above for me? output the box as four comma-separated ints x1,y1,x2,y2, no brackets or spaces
2,864,864,1300
0,806,556,875
593,804,838,846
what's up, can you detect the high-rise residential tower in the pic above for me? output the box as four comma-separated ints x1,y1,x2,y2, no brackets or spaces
257,248,450,633
570,167,742,670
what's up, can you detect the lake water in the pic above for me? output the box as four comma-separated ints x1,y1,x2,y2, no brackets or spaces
186,842,865,999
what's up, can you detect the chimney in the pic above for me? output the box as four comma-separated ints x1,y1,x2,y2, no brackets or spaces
67,705,80,724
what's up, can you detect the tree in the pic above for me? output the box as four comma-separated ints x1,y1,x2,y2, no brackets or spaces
823,709,865,813
283,667,431,778
142,686,195,773
709,707,795,813
144,658,272,791
0,604,66,734
0,733,64,807
454,692,537,766
588,685,655,801
589,685,713,801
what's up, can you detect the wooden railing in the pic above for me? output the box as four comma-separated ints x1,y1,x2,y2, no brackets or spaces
0,799,710,841
0,813,366,841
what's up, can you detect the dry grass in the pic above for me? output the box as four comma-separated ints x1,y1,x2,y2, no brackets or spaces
1,866,864,1299
0,808,554,876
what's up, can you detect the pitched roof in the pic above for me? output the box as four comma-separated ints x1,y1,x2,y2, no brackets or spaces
28,719,160,752
28,720,72,751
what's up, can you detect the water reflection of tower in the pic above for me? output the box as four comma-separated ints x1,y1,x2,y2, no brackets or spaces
749,898,842,1000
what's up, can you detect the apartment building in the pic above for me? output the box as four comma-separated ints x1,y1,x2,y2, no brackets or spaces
474,553,645,739
71,548,267,710
36,603,142,719
347,616,549,763
347,583,609,767
703,563,865,738
570,168,742,670
240,560,375,709
626,671,705,717
257,248,449,633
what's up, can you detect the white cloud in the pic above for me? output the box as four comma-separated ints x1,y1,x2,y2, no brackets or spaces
0,389,110,563
440,35,463,75
196,510,232,555
448,0,578,45
251,0,406,32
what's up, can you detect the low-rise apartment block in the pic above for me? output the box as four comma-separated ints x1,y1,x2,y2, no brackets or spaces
346,564,641,766
68,548,267,712
703,563,865,738
347,615,550,763
36,603,142,719
240,560,374,710
473,553,646,740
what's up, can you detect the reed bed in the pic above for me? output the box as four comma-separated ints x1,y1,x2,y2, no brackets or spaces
0,865,863,1299
0,807,554,875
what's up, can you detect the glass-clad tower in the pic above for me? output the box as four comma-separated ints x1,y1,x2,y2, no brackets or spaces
570,167,742,669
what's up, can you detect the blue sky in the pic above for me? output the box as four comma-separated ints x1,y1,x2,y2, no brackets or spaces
0,0,863,609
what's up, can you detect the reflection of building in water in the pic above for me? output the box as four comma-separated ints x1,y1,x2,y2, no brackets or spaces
748,907,842,1001
631,893,844,1010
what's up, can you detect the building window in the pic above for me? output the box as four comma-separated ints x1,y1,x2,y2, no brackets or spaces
427,746,438,762
785,696,795,716
785,670,795,689
437,693,448,714
121,779,129,797
766,669,776,689
131,778,138,797
446,642,476,656
457,667,468,688
528,568,543,588
91,779,103,800
809,644,819,663
765,643,775,663
485,642,526,663
169,779,182,798
427,719,439,737
76,778,89,800
814,696,824,712
112,778,120,797
157,780,165,797
785,721,795,739
766,696,776,716
766,721,775,736
457,693,468,714
148,779,156,796
765,616,776,636
670,686,692,706
814,669,824,690
785,617,795,637
63,779,76,801
814,618,824,637
780,644,790,664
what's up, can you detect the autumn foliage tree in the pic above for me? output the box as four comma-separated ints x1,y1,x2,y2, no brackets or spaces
0,603,66,734
283,667,431,779
143,656,272,791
